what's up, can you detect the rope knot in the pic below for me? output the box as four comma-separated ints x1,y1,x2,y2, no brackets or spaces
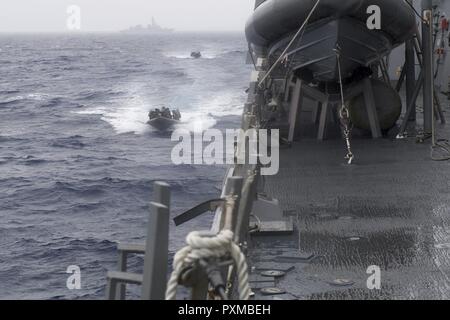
166,229,250,300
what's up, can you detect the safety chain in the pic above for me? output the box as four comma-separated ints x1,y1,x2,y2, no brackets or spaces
335,45,354,164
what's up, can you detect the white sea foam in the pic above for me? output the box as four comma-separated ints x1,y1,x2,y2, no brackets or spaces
27,93,49,101
166,52,192,59
75,89,244,135
75,96,151,135
0,93,51,104
165,48,225,60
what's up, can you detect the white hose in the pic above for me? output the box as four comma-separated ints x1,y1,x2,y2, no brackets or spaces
165,229,251,300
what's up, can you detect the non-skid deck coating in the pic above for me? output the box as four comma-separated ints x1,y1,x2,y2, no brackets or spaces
249,104,450,300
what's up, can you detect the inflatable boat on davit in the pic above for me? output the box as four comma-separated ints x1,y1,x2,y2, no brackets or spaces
246,0,416,83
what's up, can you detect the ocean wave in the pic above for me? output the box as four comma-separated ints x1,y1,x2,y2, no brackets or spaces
0,135,26,143
37,97,64,108
28,55,86,65
0,95,26,105
27,93,50,101
178,91,245,131
52,237,117,250
165,49,246,60
56,55,80,63
18,156,48,166
165,52,195,59
50,136,86,149
61,66,81,71
0,177,33,186
11,177,210,204
165,51,219,59
0,93,56,106
224,49,246,55
0,89,20,95
0,155,52,167
9,237,118,262
213,49,247,59
150,69,187,78
70,155,133,162
76,94,152,134
75,89,127,101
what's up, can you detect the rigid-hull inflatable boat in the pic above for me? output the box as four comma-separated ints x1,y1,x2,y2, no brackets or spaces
246,0,417,82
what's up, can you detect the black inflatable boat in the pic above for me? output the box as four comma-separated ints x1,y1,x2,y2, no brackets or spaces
148,107,181,131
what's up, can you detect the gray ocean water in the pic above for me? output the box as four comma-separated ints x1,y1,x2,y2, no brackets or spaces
0,32,251,299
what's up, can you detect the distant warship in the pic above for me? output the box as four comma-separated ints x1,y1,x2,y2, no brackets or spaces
121,17,174,34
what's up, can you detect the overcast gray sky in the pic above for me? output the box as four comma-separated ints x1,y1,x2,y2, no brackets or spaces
0,0,255,32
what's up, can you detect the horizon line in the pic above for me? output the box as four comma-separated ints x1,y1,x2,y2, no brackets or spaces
0,29,245,34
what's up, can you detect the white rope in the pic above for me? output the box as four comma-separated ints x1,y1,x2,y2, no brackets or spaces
165,229,251,300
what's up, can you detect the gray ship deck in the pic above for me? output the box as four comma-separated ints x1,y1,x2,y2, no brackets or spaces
249,99,450,300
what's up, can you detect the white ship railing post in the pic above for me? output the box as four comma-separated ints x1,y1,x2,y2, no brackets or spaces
106,182,170,300
141,182,170,300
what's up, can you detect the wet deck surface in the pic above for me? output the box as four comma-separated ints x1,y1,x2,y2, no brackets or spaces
249,98,450,300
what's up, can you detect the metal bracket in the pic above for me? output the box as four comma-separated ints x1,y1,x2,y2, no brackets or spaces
174,199,225,226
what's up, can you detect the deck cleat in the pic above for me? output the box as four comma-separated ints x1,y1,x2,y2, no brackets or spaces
329,279,355,287
260,287,286,296
261,270,286,278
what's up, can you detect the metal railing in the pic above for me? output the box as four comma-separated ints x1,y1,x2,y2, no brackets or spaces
106,182,170,300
